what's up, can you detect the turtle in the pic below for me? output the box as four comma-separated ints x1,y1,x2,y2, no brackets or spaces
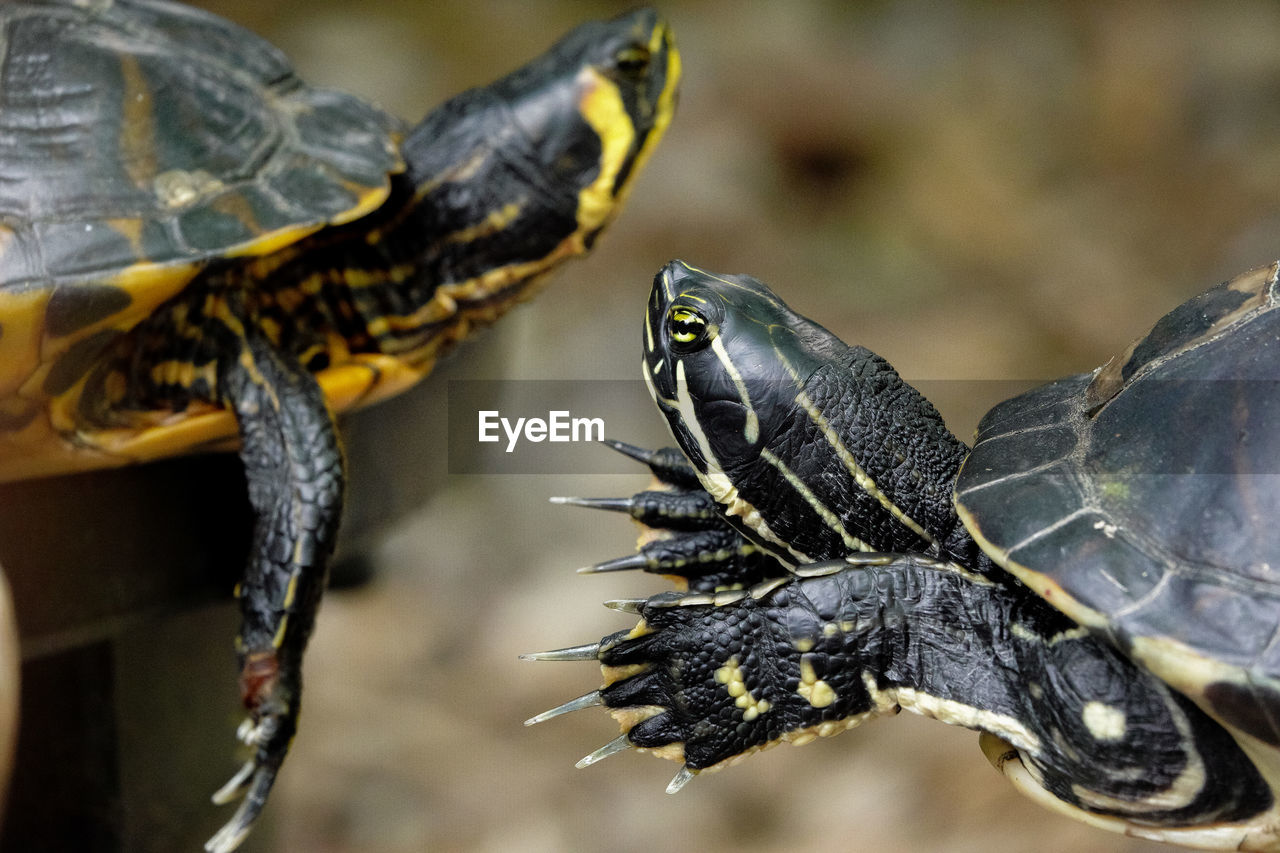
0,1,679,849
528,258,1280,850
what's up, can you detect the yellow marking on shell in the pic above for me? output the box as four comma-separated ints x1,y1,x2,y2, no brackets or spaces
794,638,814,653
153,169,224,208
118,54,157,190
228,222,328,260
714,656,771,721
314,354,433,416
797,656,835,708
329,180,397,228
106,218,148,258
709,334,759,444
759,446,873,553
0,288,50,398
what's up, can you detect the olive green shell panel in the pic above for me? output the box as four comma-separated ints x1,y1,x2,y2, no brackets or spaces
955,262,1280,748
0,0,404,291
0,0,407,471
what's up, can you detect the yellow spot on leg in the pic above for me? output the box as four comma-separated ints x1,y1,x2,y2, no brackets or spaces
271,615,289,649
797,656,835,708
714,656,771,720
1081,701,1126,741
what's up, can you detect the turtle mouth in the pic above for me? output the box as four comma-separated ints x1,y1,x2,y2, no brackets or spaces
641,260,682,405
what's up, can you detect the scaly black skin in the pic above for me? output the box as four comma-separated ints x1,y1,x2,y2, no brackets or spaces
69,11,677,851
542,260,1271,831
602,556,1267,825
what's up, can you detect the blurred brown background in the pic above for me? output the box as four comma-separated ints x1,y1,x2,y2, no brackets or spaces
151,1,1280,851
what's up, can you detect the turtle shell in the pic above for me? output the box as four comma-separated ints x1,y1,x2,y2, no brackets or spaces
0,0,403,406
955,262,1280,752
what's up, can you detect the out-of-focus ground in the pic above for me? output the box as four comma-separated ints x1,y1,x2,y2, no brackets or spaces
188,2,1280,851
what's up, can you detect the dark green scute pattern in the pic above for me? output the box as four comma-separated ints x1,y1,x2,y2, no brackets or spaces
957,289,1280,745
0,0,405,290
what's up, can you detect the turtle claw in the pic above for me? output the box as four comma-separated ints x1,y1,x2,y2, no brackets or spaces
520,641,602,661
549,495,636,513
603,597,648,614
575,733,633,768
210,758,257,806
577,554,649,574
205,756,280,853
666,765,697,793
523,689,603,726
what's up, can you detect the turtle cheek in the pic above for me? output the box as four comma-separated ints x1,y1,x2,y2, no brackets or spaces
700,399,761,466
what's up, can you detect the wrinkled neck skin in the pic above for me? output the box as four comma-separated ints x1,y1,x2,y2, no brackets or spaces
780,557,1268,827
311,84,588,357
703,336,991,573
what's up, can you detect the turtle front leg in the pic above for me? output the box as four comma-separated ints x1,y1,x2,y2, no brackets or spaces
529,554,1273,840
205,332,344,853
552,440,785,592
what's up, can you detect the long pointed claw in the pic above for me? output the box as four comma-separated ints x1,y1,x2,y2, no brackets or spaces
601,438,656,465
549,495,635,513
210,759,256,806
520,641,601,662
205,819,251,853
524,690,604,726
666,765,698,793
206,762,276,853
575,733,633,768
604,598,647,614
577,554,650,575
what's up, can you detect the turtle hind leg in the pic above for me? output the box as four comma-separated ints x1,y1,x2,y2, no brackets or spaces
206,329,344,853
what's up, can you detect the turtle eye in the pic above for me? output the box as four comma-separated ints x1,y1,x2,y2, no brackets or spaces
614,44,651,75
667,306,710,351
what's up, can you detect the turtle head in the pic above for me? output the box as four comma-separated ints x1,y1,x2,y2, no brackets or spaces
397,9,678,292
492,7,680,228
644,260,973,565
643,259,845,493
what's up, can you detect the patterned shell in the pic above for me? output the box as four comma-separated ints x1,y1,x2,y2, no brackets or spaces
0,0,403,400
956,262,1280,750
